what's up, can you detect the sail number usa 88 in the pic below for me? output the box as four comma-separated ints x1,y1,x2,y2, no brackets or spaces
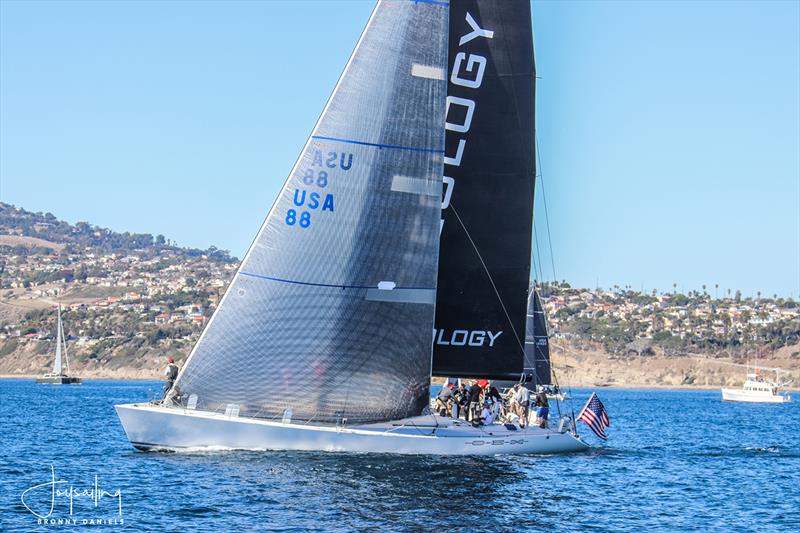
286,175,335,229
284,149,351,229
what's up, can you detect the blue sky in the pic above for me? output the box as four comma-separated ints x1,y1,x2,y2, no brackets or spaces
1,0,798,297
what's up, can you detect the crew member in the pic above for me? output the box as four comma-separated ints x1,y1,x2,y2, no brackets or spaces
534,389,549,428
480,402,495,425
514,383,530,427
453,382,469,419
467,380,483,425
164,356,179,397
435,384,453,416
485,381,504,417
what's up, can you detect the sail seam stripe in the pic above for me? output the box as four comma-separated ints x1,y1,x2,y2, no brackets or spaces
239,271,434,291
311,135,444,154
410,0,449,6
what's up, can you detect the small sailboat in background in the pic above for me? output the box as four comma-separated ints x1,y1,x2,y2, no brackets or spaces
721,367,792,403
36,305,81,385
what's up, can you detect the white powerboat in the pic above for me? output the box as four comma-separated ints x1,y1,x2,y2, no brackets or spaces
722,371,792,403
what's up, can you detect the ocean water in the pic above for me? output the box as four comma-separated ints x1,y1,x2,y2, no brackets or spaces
0,380,798,532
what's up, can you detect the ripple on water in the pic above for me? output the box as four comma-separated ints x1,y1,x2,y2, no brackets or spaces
1,381,799,532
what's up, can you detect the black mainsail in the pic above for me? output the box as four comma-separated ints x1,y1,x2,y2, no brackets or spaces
527,286,552,385
432,0,537,380
172,1,448,424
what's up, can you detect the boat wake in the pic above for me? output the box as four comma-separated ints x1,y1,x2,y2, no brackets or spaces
742,446,783,454
690,445,798,458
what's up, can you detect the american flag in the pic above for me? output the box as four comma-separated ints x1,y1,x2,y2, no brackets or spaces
577,393,610,440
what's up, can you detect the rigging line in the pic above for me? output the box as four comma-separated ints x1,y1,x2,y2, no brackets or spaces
534,282,578,414
530,241,540,281
533,219,545,284
535,134,558,283
550,367,563,419
449,203,532,371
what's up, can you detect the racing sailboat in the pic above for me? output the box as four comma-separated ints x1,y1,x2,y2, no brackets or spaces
116,0,587,454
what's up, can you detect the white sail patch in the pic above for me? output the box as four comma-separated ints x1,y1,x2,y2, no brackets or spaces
366,288,436,304
411,63,445,80
391,175,440,197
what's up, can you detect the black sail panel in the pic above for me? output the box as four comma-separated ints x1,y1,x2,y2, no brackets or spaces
432,0,536,380
527,287,552,385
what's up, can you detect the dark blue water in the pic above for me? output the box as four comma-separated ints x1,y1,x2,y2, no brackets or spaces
1,380,798,532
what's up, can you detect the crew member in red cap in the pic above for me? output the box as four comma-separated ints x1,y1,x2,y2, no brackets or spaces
164,356,179,397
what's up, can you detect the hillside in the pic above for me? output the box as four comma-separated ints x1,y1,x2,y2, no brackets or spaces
0,203,237,378
0,202,233,259
0,202,798,386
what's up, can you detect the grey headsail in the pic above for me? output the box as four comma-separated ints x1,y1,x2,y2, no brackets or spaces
432,0,537,380
171,0,448,424
527,286,551,385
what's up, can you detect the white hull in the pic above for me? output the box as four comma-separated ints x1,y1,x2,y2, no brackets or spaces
36,374,81,384
721,389,791,403
116,403,589,455
546,393,568,401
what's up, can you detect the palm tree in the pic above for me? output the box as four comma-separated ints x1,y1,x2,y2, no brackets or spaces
715,283,719,299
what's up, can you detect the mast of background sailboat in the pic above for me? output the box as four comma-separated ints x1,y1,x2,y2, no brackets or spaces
52,305,63,375
61,306,71,374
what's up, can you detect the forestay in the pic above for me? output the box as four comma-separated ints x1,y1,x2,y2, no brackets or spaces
171,0,448,424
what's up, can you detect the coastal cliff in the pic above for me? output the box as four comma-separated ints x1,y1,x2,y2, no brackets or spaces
3,338,798,390
550,341,800,390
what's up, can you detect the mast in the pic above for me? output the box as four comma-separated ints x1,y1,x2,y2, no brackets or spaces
53,305,63,375
432,0,537,380
61,306,71,374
